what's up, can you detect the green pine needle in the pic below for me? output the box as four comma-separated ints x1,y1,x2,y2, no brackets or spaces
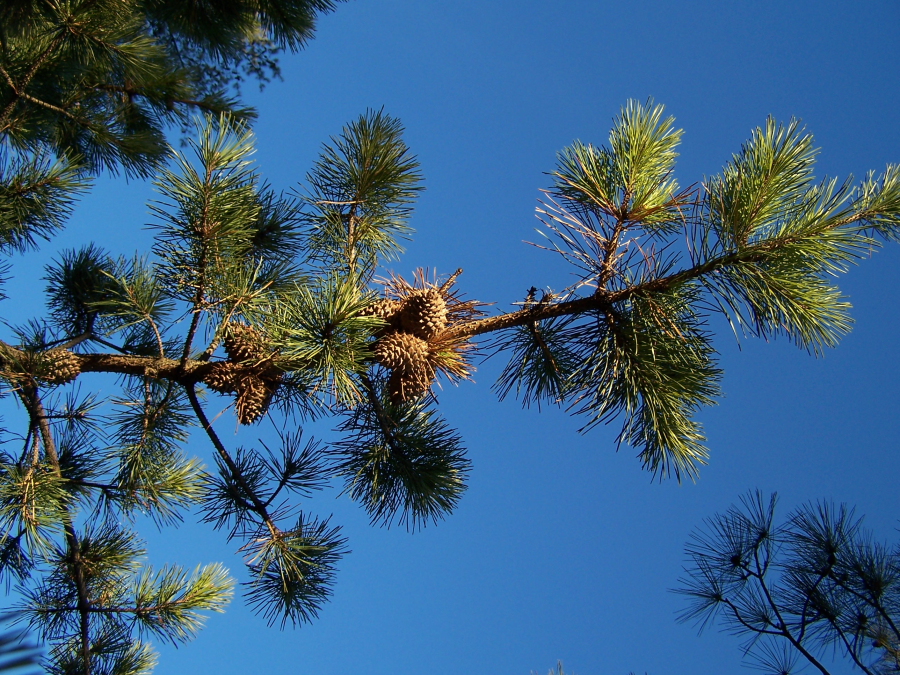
333,377,471,529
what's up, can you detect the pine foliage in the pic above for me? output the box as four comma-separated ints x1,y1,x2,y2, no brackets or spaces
0,0,344,178
676,492,900,675
332,373,470,529
500,99,900,479
1,89,899,673
302,109,423,276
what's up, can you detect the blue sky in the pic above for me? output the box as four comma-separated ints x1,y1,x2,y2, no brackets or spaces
5,1,900,673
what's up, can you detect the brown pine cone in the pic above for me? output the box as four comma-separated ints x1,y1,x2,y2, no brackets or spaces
374,331,430,373
40,349,81,385
360,298,403,325
203,362,239,394
400,288,447,339
235,375,273,425
223,323,266,363
388,362,435,403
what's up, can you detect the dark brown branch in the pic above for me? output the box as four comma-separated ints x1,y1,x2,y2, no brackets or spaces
88,84,230,114
720,597,783,637
184,385,279,539
831,622,875,675
598,215,626,289
751,547,832,675
77,352,210,382
798,569,831,643
181,184,211,366
441,236,795,341
360,373,403,458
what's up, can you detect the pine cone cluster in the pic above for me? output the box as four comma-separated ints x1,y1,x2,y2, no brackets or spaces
370,288,450,403
374,331,429,371
39,349,81,385
375,331,435,401
202,323,282,424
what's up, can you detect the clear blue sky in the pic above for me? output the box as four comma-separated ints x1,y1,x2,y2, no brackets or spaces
5,1,900,673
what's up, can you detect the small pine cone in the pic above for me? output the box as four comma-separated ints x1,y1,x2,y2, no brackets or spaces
388,363,435,403
235,376,273,425
360,298,402,324
40,349,81,385
203,362,239,394
374,331,430,373
400,288,447,339
224,323,265,363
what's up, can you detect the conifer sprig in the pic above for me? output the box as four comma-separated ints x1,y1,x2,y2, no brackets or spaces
21,523,232,671
332,373,470,530
0,151,90,255
187,384,345,627
491,309,579,409
261,273,380,405
302,109,423,276
129,563,233,644
553,98,688,232
243,514,347,628
107,382,203,525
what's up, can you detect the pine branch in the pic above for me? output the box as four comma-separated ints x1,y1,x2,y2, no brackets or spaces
0,33,66,128
16,386,92,675
0,194,877,378
185,385,278,536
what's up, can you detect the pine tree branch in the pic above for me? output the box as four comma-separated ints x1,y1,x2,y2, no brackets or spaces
359,373,402,457
0,206,879,397
599,216,627,289
0,166,69,200
751,547,832,675
88,83,233,115
527,321,559,373
29,348,209,382
0,33,67,128
88,336,133,355
55,332,94,351
185,384,279,539
32,598,216,614
180,171,215,366
443,211,873,341
719,596,783,637
181,282,205,367
16,91,78,121
797,568,831,643
17,384,93,675
831,621,875,675
0,341,238,383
